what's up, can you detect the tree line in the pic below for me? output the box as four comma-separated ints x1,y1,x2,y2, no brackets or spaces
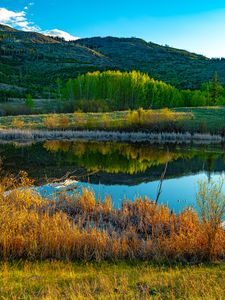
60,70,225,111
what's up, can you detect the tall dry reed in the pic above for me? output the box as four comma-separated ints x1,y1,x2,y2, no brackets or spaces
0,174,224,262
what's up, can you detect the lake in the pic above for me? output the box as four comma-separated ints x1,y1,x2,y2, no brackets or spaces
1,140,225,212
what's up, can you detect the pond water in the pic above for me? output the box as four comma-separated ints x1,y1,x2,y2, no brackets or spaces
1,140,225,212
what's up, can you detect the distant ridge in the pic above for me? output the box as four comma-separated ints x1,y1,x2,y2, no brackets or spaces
0,24,18,32
1,24,225,96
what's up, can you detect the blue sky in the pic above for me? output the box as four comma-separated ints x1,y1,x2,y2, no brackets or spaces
1,0,225,57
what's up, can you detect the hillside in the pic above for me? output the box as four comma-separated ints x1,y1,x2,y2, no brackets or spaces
0,25,116,97
1,24,225,97
75,37,212,88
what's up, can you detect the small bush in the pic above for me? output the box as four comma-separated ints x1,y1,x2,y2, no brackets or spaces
127,108,179,127
101,114,110,128
11,118,24,129
58,115,69,130
73,112,87,127
44,115,58,129
25,94,34,109
196,178,225,261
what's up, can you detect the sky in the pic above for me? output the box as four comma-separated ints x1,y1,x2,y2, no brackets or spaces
1,0,225,57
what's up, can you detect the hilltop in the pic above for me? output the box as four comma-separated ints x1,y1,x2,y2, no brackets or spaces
1,24,225,97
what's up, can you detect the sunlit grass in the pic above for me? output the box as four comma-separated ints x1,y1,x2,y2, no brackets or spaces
0,261,224,299
0,108,192,131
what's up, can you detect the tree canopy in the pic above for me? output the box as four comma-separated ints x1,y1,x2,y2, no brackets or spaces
62,70,225,111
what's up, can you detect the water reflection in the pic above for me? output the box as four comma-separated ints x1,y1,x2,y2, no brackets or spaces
0,140,225,210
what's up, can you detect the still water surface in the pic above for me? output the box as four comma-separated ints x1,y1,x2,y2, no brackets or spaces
1,140,225,212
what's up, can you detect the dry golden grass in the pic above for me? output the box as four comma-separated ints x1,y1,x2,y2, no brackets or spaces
0,173,224,262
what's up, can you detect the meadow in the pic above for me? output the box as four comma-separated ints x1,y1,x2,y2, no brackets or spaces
0,107,225,135
0,108,190,130
0,261,224,299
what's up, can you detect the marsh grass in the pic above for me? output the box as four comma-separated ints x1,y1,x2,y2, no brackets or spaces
0,173,224,263
0,128,224,144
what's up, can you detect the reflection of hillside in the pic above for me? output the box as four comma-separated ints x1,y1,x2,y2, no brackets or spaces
0,140,224,185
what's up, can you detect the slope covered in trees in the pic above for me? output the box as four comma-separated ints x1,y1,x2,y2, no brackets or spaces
1,25,225,98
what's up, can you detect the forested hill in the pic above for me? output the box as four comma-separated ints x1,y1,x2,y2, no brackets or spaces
1,24,225,96
74,37,212,89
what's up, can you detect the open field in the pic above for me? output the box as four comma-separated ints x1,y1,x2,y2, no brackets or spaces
175,107,225,133
0,107,225,135
0,261,224,299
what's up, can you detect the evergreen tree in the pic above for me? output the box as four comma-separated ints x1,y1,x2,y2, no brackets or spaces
210,72,220,104
25,94,34,109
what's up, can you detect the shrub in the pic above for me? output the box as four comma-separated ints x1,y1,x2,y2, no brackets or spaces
58,115,69,130
11,117,24,129
73,112,87,127
127,108,180,127
44,115,58,129
196,178,225,261
101,114,110,128
25,94,34,109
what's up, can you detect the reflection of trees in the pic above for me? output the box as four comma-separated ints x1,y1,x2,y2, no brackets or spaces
0,141,224,184
43,140,195,174
205,154,219,182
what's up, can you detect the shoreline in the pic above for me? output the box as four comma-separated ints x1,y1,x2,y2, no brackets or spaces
0,129,224,144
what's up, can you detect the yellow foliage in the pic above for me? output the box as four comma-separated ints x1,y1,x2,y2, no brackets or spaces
101,114,110,128
58,115,69,129
73,112,87,126
44,115,58,129
127,108,185,126
11,118,24,129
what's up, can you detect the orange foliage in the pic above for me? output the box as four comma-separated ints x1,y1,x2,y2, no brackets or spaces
0,175,224,262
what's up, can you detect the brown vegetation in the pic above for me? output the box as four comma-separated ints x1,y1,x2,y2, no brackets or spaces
0,173,224,262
